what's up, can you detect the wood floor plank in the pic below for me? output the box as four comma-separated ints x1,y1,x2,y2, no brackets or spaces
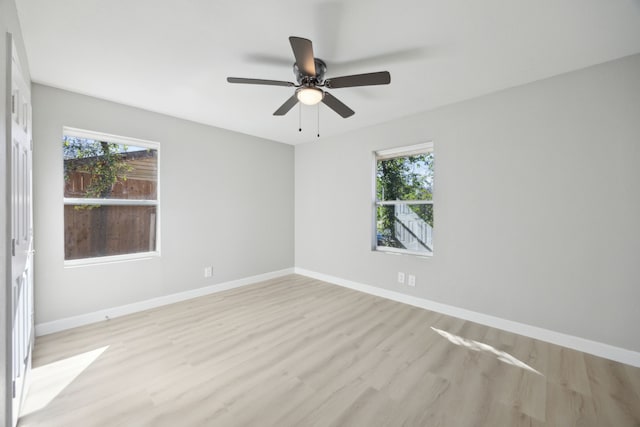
480,402,546,427
546,345,593,396
327,386,400,427
546,382,597,426
19,274,640,427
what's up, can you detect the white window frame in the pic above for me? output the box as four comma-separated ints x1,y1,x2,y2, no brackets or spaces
63,127,161,266
372,142,434,257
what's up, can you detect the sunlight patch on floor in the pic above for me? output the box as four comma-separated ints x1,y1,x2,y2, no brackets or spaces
20,346,109,417
431,327,543,375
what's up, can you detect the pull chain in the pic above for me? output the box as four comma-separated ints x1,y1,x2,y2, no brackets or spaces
298,103,302,132
317,103,320,138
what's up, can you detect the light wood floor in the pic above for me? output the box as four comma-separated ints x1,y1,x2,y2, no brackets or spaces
19,275,640,426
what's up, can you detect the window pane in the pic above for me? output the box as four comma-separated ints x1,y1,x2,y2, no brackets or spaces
377,203,433,254
64,205,157,260
63,136,158,200
376,152,434,201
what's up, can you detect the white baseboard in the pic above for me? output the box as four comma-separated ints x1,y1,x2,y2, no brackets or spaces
35,268,295,336
294,268,640,368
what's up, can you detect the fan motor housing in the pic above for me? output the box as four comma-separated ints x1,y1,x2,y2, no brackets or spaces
293,58,327,85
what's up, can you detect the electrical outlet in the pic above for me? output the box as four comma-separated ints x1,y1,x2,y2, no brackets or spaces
204,266,213,278
397,272,405,284
408,275,416,287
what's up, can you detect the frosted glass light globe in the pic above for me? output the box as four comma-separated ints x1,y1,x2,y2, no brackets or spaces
296,87,324,105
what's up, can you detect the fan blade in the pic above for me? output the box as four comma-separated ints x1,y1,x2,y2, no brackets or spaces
227,77,295,87
322,92,354,118
324,71,391,89
289,37,316,77
273,95,299,116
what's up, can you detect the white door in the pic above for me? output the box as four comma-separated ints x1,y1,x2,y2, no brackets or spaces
9,38,34,427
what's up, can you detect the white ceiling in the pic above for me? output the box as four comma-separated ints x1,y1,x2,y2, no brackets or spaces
16,0,640,145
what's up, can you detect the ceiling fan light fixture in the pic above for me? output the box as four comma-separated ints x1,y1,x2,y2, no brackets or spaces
227,36,390,119
296,87,324,105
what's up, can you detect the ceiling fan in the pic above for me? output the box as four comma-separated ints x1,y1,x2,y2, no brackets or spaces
227,36,391,118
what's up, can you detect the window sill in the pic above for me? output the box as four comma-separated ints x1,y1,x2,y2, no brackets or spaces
374,246,433,258
64,251,160,268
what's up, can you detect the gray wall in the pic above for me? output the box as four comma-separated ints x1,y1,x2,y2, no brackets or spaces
295,54,640,353
32,84,294,324
1,0,30,423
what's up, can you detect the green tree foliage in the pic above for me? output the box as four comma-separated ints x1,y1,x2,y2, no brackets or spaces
63,136,132,199
377,153,434,247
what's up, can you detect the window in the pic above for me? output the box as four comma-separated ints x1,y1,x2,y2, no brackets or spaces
374,142,434,256
63,128,159,263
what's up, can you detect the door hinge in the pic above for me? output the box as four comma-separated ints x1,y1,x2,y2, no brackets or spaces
12,380,16,398
11,238,16,256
